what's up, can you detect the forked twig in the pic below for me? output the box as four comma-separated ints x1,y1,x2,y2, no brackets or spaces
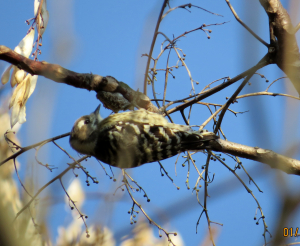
122,169,178,245
210,151,271,244
0,132,70,167
214,54,269,134
13,156,88,222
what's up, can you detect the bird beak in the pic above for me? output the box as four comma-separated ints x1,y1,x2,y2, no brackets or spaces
94,104,101,115
93,104,103,122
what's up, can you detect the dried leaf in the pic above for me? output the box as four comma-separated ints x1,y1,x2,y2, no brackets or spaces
14,69,26,85
14,28,35,58
1,65,13,85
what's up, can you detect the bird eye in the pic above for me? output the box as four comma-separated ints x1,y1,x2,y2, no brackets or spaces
84,119,90,124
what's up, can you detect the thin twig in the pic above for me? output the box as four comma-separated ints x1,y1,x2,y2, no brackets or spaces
53,141,99,184
165,57,268,116
214,54,269,134
124,171,150,202
143,0,169,94
210,151,271,244
225,0,269,47
35,141,55,171
198,153,216,245
157,161,180,189
0,132,70,166
14,156,88,222
163,42,172,107
122,170,177,244
236,91,300,101
236,158,263,193
59,178,89,237
165,22,228,51
162,4,223,20
200,105,224,131
13,158,32,198
265,77,286,91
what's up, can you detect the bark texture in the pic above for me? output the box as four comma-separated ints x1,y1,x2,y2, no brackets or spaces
260,0,300,95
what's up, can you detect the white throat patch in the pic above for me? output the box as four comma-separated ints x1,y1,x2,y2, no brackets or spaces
77,119,86,129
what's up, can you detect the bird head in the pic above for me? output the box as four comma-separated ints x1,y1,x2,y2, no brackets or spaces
69,105,103,155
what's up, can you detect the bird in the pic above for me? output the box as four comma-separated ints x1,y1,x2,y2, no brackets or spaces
70,105,218,169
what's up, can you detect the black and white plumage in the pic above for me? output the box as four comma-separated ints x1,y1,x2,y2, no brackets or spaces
70,105,218,168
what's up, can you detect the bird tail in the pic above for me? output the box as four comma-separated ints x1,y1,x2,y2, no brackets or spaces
180,130,219,151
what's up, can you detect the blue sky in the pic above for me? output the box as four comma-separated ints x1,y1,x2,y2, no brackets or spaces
1,0,300,245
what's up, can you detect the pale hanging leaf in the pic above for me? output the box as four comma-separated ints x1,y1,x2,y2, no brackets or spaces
14,28,35,58
10,102,21,128
10,103,26,128
9,85,18,109
14,69,26,85
9,80,26,109
28,75,38,98
9,75,38,128
34,0,42,15
20,75,38,105
10,80,27,128
18,105,27,125
10,67,19,87
1,65,13,85
21,75,32,105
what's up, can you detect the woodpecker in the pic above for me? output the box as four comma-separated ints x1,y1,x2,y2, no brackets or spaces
70,105,218,169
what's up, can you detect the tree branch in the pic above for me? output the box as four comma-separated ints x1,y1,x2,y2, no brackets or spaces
211,139,300,175
226,0,269,47
259,0,300,95
0,132,70,167
0,45,159,113
143,0,169,95
165,56,269,115
214,54,269,134
14,156,88,222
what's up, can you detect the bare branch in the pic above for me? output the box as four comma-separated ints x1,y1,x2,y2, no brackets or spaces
59,178,90,237
143,0,169,95
214,73,253,134
0,132,70,167
226,0,269,47
14,156,89,222
236,91,300,101
0,45,159,113
122,169,178,244
211,139,300,176
165,54,269,115
210,151,271,243
162,4,223,20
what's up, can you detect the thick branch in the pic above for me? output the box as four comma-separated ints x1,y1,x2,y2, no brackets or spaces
0,45,159,113
0,46,100,89
259,0,300,95
211,139,300,175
